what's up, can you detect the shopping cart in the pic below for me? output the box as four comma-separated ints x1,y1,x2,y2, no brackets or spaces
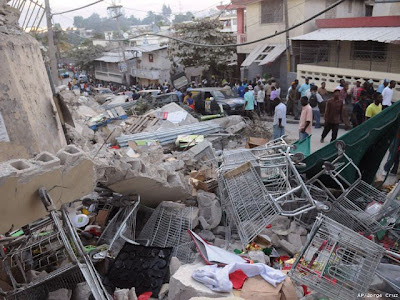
217,161,280,248
258,148,317,217
289,214,399,300
304,141,400,234
0,188,111,300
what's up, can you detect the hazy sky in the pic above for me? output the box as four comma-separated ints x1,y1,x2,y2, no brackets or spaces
49,0,229,28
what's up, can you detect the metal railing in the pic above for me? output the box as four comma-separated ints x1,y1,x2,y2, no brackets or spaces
7,0,46,32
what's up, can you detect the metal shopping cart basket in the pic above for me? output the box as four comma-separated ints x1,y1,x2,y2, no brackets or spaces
0,188,111,300
217,161,281,248
289,214,386,300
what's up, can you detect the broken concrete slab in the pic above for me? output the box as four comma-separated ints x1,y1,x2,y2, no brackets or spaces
199,230,215,242
0,147,96,233
169,263,234,300
279,240,298,256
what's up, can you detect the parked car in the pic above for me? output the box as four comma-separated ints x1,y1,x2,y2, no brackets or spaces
138,89,162,100
58,69,69,78
78,74,88,83
153,93,180,107
93,87,114,104
188,88,245,115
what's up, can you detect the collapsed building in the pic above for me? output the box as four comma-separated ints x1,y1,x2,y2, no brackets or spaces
1,1,400,300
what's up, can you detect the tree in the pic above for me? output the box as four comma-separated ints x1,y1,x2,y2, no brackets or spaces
73,16,84,28
72,42,105,74
162,4,172,17
173,12,194,24
169,18,235,78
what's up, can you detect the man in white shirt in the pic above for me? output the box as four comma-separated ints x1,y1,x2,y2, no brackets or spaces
273,97,287,139
382,80,396,109
256,83,265,116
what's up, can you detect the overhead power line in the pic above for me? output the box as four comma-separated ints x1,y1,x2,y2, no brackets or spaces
52,0,104,16
127,0,345,48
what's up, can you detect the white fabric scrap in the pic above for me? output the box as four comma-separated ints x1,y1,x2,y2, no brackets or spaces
192,263,287,292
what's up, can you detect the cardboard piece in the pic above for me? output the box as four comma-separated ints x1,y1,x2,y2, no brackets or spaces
253,234,272,248
190,169,218,192
240,271,298,300
240,275,282,300
245,137,268,149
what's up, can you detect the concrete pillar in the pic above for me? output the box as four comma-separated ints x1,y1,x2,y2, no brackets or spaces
237,8,245,34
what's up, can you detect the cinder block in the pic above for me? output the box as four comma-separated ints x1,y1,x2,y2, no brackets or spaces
56,145,85,165
32,152,61,169
7,159,37,175
0,163,17,180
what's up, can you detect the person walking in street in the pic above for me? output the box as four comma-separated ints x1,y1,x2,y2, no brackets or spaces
321,89,343,143
366,92,383,120
299,77,311,98
265,79,275,115
351,90,369,128
244,87,255,119
306,85,324,129
273,98,286,139
286,81,297,116
351,81,361,103
377,79,389,94
238,82,245,98
340,82,352,130
256,84,265,116
382,80,396,109
299,96,313,141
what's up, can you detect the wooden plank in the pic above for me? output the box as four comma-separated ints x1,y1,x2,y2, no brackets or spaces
223,162,252,179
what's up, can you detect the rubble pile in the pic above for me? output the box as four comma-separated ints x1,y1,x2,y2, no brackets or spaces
1,88,400,300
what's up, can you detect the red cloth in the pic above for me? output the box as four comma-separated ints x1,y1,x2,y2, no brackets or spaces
229,269,248,289
138,292,152,300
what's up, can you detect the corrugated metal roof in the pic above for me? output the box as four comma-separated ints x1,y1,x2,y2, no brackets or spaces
95,52,135,63
241,43,286,67
291,27,400,44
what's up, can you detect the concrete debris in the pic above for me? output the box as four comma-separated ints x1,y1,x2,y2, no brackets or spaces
113,288,138,300
199,230,215,242
47,288,72,300
197,191,222,230
170,256,182,278
169,263,234,300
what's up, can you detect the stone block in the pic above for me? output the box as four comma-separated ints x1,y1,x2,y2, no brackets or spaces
32,151,61,169
56,144,85,165
169,263,233,300
199,230,215,242
7,159,37,175
279,240,297,256
287,233,303,249
213,238,225,248
197,191,222,230
212,226,226,236
170,256,182,278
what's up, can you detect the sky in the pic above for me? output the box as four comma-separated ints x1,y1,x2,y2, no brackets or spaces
47,0,230,28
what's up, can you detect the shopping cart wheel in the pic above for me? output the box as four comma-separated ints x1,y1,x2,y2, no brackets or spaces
292,152,304,163
319,201,333,213
335,140,346,152
38,187,53,209
323,161,335,171
291,144,297,151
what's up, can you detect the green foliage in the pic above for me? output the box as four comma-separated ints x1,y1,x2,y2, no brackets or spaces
72,42,105,74
169,18,235,76
173,12,194,24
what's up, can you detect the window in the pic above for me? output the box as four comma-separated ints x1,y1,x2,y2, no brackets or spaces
232,19,237,26
365,5,373,17
261,0,283,24
148,54,154,62
351,42,387,61
255,46,275,62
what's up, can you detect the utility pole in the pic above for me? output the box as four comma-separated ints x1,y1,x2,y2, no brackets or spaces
44,0,59,86
283,0,292,73
108,4,130,86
